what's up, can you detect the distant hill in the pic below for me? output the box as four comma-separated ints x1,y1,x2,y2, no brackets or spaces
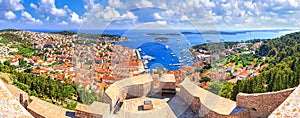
50,31,76,36
182,29,293,35
0,29,20,32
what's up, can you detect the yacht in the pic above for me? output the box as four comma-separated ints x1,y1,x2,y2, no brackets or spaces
143,60,149,69
179,59,184,63
169,63,182,66
165,45,169,49
181,49,187,53
142,55,155,61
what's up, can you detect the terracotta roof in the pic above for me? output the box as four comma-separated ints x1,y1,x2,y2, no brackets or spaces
32,56,41,61
128,60,139,66
32,69,40,74
227,63,234,67
227,78,237,83
239,70,250,77
15,54,24,59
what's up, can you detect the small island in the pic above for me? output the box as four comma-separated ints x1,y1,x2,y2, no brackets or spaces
145,33,181,36
154,37,169,42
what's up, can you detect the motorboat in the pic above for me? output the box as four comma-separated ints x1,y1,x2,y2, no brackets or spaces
181,49,187,53
165,45,169,49
169,63,182,66
142,55,155,61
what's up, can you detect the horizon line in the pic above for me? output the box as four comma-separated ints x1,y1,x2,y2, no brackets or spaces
2,28,299,32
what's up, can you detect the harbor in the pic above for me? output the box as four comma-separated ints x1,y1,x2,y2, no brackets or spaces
137,42,192,71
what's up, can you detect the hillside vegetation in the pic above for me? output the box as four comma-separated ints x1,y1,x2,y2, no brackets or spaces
220,32,300,100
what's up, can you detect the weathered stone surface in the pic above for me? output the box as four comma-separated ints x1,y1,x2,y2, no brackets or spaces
178,79,251,118
103,74,153,111
236,87,295,118
269,85,300,118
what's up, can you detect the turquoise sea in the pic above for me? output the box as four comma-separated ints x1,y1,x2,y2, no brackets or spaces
29,29,299,70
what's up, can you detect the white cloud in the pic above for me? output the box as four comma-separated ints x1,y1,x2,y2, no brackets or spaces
135,0,153,8
118,11,138,21
288,0,299,7
180,15,189,21
222,3,232,10
201,0,215,8
155,20,167,25
140,21,168,29
245,17,254,23
260,16,271,21
244,1,256,10
70,12,83,24
0,0,24,11
80,0,300,29
46,16,50,21
159,2,167,9
59,21,68,25
36,0,69,17
275,18,288,23
21,11,43,24
30,3,37,9
108,0,124,8
4,11,16,20
102,6,120,21
83,0,96,10
153,13,163,19
51,8,66,16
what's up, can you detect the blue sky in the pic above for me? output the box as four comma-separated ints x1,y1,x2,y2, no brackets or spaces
1,0,300,30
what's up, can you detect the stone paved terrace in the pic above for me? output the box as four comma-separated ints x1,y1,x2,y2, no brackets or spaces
269,84,300,118
0,80,33,118
114,97,176,118
120,97,169,112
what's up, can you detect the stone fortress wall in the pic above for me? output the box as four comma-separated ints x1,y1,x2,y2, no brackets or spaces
2,74,299,118
75,76,300,118
236,87,296,118
177,79,251,118
102,74,153,112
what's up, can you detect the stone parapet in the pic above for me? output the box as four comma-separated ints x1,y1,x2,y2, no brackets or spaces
236,87,296,118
